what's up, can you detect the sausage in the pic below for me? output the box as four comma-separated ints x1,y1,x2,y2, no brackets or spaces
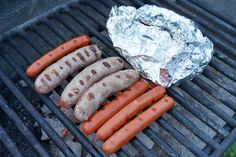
74,69,140,122
60,57,124,108
26,35,90,77
34,45,101,94
102,96,175,155
96,85,166,141
80,78,149,135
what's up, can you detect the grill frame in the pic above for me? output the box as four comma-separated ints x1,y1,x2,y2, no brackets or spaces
0,0,235,156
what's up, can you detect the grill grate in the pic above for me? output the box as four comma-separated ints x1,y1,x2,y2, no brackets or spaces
0,0,235,156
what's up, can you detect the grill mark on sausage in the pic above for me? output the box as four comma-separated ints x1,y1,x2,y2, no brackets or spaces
90,47,98,57
86,75,91,81
73,88,79,94
115,75,121,78
44,74,51,81
77,53,85,62
72,57,77,62
84,50,90,57
52,70,60,77
68,93,73,97
102,82,107,87
87,92,95,100
102,62,111,68
117,58,123,64
91,69,97,75
40,78,49,88
65,61,71,68
126,74,133,80
79,80,84,86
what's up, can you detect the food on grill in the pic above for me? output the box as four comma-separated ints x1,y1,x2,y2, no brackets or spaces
26,35,90,77
81,78,150,135
96,85,166,141
60,57,124,108
34,45,101,94
74,69,139,122
102,96,175,155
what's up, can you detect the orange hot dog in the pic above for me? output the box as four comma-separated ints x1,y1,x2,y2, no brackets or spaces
102,96,175,155
26,35,90,77
96,85,166,141
80,78,149,135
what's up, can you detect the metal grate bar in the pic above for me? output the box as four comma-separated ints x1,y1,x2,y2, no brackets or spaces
180,0,236,35
193,75,236,112
180,82,236,127
203,66,236,97
210,57,236,83
0,95,51,157
168,87,229,137
169,108,220,149
157,117,209,157
211,128,236,156
0,68,77,157
214,48,236,70
0,124,24,157
188,0,236,27
144,128,181,157
0,47,103,157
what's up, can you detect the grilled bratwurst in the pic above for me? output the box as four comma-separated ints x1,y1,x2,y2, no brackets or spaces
74,69,139,122
34,45,101,94
60,57,124,108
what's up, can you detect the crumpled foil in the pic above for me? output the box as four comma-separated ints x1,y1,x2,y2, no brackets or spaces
106,5,214,87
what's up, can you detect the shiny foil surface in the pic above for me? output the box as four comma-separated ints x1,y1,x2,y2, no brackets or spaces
106,5,214,87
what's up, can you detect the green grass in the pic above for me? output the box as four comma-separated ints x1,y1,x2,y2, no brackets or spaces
224,141,236,157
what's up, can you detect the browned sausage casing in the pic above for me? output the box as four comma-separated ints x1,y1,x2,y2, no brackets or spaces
74,69,139,122
34,45,101,94
60,57,124,108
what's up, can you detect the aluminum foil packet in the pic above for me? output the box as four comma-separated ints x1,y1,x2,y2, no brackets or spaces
106,5,214,87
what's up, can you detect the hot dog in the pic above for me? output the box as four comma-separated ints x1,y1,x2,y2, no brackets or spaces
34,45,101,94
60,57,124,108
96,85,166,141
102,96,175,155
27,35,90,77
80,78,150,135
74,69,139,122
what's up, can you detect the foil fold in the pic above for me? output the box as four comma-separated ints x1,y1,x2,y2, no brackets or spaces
107,5,214,87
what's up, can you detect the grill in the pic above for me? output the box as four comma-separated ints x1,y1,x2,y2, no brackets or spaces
0,0,235,156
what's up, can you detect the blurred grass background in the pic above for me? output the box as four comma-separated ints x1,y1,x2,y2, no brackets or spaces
224,141,236,157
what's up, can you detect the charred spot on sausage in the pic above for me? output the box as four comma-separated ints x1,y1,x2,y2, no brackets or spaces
90,47,98,57
68,93,73,97
126,74,133,80
65,61,71,68
73,88,79,94
44,74,51,81
72,57,77,62
115,75,121,78
102,62,111,68
84,50,90,57
53,70,60,77
117,58,123,64
86,75,91,81
61,46,65,50
36,62,40,66
102,82,107,87
87,92,95,100
91,69,97,75
77,53,85,62
79,80,84,85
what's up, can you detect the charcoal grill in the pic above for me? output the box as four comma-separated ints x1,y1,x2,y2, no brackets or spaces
0,0,235,156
